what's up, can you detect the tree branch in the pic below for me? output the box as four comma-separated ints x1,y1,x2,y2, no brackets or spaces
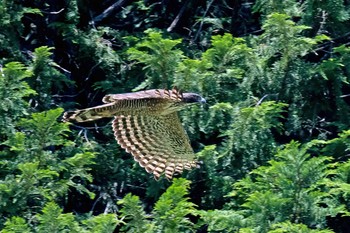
194,0,215,41
167,0,191,32
91,0,127,24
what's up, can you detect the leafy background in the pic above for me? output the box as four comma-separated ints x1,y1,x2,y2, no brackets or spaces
1,0,350,232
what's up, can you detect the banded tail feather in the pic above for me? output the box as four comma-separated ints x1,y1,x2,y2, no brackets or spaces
63,102,117,122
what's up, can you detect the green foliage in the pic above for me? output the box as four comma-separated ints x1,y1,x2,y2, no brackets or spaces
0,62,36,139
2,202,120,233
118,178,197,232
18,108,72,149
0,161,58,216
126,29,184,90
269,221,334,233
244,13,329,98
36,202,82,233
199,210,247,232
303,0,349,36
1,216,31,233
0,1,41,62
48,0,79,38
118,194,153,232
254,0,302,17
195,144,234,208
2,0,350,232
50,3,123,94
317,130,350,161
76,27,121,79
259,14,324,58
254,0,349,37
83,213,121,233
30,46,72,110
0,108,95,226
230,141,345,232
242,13,330,136
221,101,287,175
314,46,350,131
174,33,252,103
314,130,350,212
330,159,350,212
153,178,197,232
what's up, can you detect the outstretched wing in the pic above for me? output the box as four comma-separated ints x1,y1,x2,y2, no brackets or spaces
63,89,184,122
102,88,183,103
112,113,198,179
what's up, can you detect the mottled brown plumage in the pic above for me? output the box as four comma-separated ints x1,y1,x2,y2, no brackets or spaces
63,88,205,179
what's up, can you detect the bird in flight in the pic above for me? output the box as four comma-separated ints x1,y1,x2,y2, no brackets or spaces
63,88,206,180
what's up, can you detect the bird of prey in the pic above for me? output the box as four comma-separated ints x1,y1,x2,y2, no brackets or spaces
63,88,206,180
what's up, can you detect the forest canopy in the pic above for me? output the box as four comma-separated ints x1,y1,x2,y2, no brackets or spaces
1,0,350,232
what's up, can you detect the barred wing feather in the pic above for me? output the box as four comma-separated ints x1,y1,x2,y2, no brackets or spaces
112,113,198,179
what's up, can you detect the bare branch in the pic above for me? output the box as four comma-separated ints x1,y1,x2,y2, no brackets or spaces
194,0,215,41
91,0,127,24
41,8,65,15
167,0,191,32
340,94,350,98
51,62,71,74
256,94,278,106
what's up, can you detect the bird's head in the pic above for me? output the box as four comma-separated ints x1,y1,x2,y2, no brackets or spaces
182,93,206,105
164,91,206,114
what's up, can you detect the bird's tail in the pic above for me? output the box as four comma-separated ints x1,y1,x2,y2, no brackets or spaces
63,103,116,122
